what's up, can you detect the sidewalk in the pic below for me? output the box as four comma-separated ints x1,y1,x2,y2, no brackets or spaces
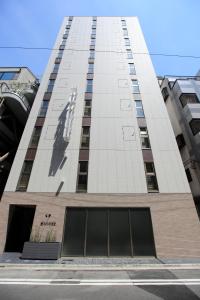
1,253,200,270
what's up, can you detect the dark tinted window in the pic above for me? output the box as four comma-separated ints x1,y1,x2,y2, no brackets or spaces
0,72,17,80
189,119,200,135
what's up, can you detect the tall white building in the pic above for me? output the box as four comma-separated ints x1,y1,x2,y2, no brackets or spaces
0,17,200,259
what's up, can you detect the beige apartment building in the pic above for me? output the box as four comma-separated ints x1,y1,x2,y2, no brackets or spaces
160,74,200,217
0,17,199,259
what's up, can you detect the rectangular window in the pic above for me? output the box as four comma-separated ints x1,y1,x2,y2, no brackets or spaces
61,39,66,46
47,79,55,92
135,100,144,118
29,127,42,148
88,63,94,74
86,79,93,93
57,50,64,58
92,25,96,29
139,127,151,149
0,72,18,80
129,63,136,75
89,50,95,59
145,162,158,192
39,100,49,117
63,34,68,39
16,161,33,191
124,38,130,46
179,93,199,107
123,28,128,36
121,20,126,27
53,63,59,73
126,49,133,59
84,100,92,117
90,38,96,46
92,29,96,34
132,79,140,93
81,126,90,148
77,161,88,192
189,119,200,135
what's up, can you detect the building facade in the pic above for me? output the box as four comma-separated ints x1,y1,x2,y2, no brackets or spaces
160,74,200,215
0,17,200,258
0,67,38,196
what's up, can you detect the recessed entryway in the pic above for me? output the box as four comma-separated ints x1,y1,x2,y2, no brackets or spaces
62,207,156,257
5,205,36,252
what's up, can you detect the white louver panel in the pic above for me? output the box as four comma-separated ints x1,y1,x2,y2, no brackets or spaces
63,88,77,143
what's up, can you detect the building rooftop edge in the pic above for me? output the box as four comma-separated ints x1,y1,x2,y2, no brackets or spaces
0,67,37,80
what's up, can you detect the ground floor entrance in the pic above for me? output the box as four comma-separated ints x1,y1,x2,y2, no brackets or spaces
62,207,156,257
5,205,35,252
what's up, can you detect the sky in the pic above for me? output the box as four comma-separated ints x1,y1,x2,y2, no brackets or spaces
0,0,200,80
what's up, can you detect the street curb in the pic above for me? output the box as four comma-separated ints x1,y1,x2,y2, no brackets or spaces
1,263,200,270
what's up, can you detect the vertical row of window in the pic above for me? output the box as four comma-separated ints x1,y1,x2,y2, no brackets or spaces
16,17,73,191
77,17,97,192
121,18,158,192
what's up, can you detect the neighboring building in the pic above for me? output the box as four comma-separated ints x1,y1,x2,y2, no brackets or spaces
160,73,200,215
0,17,200,259
0,67,39,196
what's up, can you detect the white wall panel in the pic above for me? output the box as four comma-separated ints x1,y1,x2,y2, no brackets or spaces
5,17,191,194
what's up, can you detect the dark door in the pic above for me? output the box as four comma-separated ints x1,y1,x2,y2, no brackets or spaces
62,208,86,256
86,208,108,256
131,208,156,256
62,207,156,257
5,205,35,252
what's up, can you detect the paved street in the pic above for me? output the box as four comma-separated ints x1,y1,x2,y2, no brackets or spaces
0,268,200,299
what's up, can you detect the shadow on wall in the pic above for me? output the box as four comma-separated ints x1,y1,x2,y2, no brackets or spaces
48,104,69,177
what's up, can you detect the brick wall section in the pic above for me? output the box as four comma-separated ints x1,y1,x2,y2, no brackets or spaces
0,192,200,258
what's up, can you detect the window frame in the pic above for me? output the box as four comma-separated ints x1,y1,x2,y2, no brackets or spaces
16,161,33,191
77,161,88,192
139,127,151,149
135,100,145,118
132,80,140,94
129,63,136,75
179,93,199,107
189,119,200,136
86,79,93,93
144,162,159,192
80,126,90,149
126,49,133,59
